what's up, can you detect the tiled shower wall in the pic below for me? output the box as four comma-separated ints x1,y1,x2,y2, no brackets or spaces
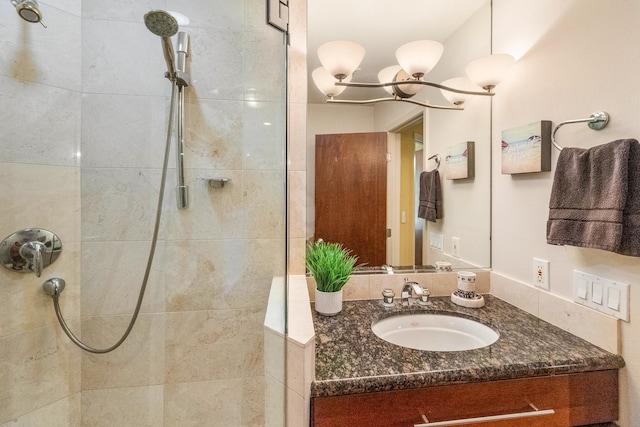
1,1,286,426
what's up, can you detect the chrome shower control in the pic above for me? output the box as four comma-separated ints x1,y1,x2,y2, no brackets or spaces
0,228,62,277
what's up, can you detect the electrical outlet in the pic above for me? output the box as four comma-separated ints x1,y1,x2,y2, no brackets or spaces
533,258,550,290
452,237,460,258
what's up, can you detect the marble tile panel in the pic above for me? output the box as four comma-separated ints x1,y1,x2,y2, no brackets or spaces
183,97,243,170
81,93,167,169
0,323,81,424
161,170,244,241
538,291,619,354
81,385,164,427
42,0,80,16
243,30,286,102
0,6,80,90
243,101,286,170
80,313,165,390
82,0,164,22
242,376,265,427
82,19,165,96
242,170,286,239
0,163,79,242
164,240,258,311
289,171,306,239
165,310,247,383
288,237,307,275
264,374,285,427
0,78,80,166
0,392,80,427
165,0,244,30
264,328,285,382
164,379,242,427
0,241,80,338
244,0,274,33
342,275,370,301
184,27,243,101
80,240,165,316
288,102,307,171
490,271,540,316
80,167,161,242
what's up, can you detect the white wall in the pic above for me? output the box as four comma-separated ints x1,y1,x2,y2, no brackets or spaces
492,1,640,425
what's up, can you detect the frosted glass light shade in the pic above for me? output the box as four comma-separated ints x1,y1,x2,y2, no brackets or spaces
312,67,350,97
395,40,444,78
465,54,514,89
440,77,477,105
378,65,402,95
317,40,365,79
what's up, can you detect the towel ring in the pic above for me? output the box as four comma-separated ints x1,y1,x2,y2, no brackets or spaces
428,154,440,170
551,111,610,151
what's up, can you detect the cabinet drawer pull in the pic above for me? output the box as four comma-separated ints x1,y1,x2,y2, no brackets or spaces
415,404,555,426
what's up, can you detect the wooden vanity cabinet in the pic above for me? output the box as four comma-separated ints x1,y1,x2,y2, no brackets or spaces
311,370,618,427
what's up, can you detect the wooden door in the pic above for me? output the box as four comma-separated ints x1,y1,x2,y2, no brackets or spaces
315,132,387,266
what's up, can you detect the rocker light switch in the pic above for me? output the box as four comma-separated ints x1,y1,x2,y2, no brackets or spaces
577,279,588,299
591,282,603,304
607,287,621,311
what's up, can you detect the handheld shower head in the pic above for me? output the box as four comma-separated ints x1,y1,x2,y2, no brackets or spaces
144,10,179,80
11,0,45,27
144,10,179,38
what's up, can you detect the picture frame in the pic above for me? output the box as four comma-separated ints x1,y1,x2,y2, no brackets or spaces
445,141,474,180
501,120,552,174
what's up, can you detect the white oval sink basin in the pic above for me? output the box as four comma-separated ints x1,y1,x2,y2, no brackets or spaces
372,313,499,352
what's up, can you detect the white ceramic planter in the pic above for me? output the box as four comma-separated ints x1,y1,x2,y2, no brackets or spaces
315,288,343,316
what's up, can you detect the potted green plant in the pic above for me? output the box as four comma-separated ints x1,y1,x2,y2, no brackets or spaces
305,239,358,316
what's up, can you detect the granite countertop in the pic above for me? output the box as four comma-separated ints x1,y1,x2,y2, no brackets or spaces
311,295,625,397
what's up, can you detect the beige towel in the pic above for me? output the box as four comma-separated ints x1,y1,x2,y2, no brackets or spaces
547,139,639,255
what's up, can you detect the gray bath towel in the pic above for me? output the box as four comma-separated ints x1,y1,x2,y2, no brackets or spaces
547,138,640,256
617,140,640,256
418,170,442,222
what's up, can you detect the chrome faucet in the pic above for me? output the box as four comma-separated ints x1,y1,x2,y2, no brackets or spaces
401,280,425,307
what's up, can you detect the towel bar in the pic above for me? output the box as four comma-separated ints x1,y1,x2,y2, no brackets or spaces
551,111,610,151
427,154,440,170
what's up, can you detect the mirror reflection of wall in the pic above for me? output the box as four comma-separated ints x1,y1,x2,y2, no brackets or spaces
307,0,492,269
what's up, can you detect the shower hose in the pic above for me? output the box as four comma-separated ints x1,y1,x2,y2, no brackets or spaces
51,85,178,354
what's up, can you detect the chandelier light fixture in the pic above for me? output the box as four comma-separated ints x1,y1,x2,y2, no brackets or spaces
312,39,514,110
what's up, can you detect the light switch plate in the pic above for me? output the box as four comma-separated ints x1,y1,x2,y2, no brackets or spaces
573,270,630,321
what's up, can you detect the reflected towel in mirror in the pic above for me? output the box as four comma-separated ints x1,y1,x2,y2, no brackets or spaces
418,170,442,222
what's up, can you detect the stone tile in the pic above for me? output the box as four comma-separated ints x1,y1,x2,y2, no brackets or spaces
81,385,164,427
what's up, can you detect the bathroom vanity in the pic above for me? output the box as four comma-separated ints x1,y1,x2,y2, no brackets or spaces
310,296,624,426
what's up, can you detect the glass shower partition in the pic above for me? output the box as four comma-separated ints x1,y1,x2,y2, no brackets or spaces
0,1,288,426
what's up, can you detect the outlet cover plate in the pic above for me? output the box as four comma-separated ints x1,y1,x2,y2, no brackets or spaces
533,258,550,290
452,237,460,258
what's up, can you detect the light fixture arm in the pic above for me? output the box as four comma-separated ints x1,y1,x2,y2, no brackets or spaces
327,96,463,111
335,79,495,97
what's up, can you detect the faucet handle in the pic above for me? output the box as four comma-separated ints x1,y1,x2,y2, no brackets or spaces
382,288,395,307
416,287,431,306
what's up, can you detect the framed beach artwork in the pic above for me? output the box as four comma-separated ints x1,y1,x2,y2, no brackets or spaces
501,120,552,174
445,141,474,180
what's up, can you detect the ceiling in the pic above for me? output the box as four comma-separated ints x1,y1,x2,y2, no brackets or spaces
307,0,488,104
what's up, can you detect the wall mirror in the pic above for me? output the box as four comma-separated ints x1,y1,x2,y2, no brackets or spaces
307,0,492,271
